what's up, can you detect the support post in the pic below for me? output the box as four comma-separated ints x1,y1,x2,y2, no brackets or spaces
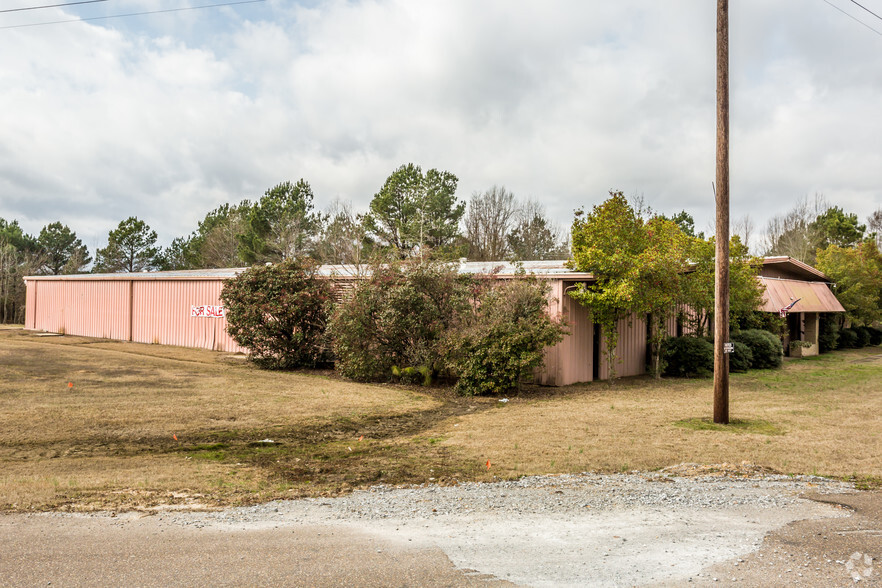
714,0,730,424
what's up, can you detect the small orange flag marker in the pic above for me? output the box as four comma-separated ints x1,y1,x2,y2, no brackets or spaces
358,436,364,442
486,460,491,470
173,434,178,441
68,382,73,388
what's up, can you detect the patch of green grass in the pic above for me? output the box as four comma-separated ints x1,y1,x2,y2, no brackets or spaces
673,417,784,436
848,474,882,491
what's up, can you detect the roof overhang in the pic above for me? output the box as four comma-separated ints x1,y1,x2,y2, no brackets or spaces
758,276,845,313
760,256,831,281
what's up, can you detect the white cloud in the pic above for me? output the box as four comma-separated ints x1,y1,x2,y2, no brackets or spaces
0,0,880,252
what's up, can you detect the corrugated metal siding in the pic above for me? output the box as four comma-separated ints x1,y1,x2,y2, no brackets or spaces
536,280,563,385
29,280,131,340
24,281,37,329
560,291,593,385
536,282,595,386
132,281,245,352
597,314,647,380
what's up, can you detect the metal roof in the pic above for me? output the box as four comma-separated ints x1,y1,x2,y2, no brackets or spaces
25,260,596,281
758,277,845,313
761,256,830,281
24,257,833,288
25,268,249,281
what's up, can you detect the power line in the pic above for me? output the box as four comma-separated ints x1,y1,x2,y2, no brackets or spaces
0,0,265,30
822,0,882,36
849,0,882,23
0,0,109,15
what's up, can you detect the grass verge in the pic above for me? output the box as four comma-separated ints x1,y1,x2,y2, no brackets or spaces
1,327,881,511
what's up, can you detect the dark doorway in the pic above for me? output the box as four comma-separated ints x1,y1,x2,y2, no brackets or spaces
592,322,600,381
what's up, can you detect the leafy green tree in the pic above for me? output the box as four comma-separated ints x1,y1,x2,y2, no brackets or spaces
164,201,252,270
679,235,764,337
507,200,568,261
569,192,692,379
238,180,320,264
659,210,705,239
869,207,882,250
639,216,693,377
314,200,371,265
568,193,644,380
157,236,193,271
812,206,866,250
93,217,162,273
364,164,464,257
763,195,828,264
0,218,37,252
0,219,42,323
220,259,333,369
37,222,91,275
816,241,882,327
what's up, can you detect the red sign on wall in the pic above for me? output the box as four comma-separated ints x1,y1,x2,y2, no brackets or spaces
191,305,225,318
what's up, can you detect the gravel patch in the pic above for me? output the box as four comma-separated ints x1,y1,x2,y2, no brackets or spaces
130,468,855,587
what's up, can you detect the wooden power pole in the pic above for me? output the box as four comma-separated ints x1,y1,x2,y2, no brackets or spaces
714,0,730,424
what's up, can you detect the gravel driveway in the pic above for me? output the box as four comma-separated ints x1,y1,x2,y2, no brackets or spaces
0,467,873,587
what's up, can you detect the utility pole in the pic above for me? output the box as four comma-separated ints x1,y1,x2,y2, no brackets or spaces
714,0,730,424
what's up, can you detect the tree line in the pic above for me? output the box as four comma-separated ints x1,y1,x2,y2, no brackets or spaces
2,164,881,330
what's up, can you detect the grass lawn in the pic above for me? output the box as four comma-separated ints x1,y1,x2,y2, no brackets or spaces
1,326,881,511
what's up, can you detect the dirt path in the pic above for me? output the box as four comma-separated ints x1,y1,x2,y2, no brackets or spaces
2,473,878,587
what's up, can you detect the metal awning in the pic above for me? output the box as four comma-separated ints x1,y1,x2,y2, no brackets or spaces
758,277,845,313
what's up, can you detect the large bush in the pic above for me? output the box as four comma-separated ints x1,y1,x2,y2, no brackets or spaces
443,278,567,396
855,326,873,348
662,336,714,378
732,329,783,369
728,341,753,373
818,314,839,353
868,326,882,346
328,261,472,382
838,327,860,349
220,259,333,369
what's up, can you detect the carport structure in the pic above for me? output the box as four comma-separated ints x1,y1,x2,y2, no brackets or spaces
758,256,845,357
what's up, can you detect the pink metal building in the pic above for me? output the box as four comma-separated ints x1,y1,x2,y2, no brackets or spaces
24,257,844,386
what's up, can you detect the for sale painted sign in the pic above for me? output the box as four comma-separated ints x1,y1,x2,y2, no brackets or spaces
191,305,225,318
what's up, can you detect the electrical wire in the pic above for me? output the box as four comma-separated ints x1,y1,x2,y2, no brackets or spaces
0,0,265,30
821,0,882,36
0,0,108,15
849,0,882,23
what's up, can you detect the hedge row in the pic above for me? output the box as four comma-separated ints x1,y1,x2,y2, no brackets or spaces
819,316,882,352
662,329,783,378
222,259,566,396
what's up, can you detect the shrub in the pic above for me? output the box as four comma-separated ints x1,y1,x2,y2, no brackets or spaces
728,341,753,373
734,311,785,337
328,260,472,382
818,314,839,353
220,259,333,369
855,326,873,348
732,329,783,369
838,328,860,349
443,278,567,395
868,326,882,346
662,336,714,378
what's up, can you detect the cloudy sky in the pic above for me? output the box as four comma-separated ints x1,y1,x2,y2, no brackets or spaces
1,0,880,253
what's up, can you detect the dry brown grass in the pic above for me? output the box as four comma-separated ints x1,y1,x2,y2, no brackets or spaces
0,329,490,511
432,349,882,480
2,327,882,512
